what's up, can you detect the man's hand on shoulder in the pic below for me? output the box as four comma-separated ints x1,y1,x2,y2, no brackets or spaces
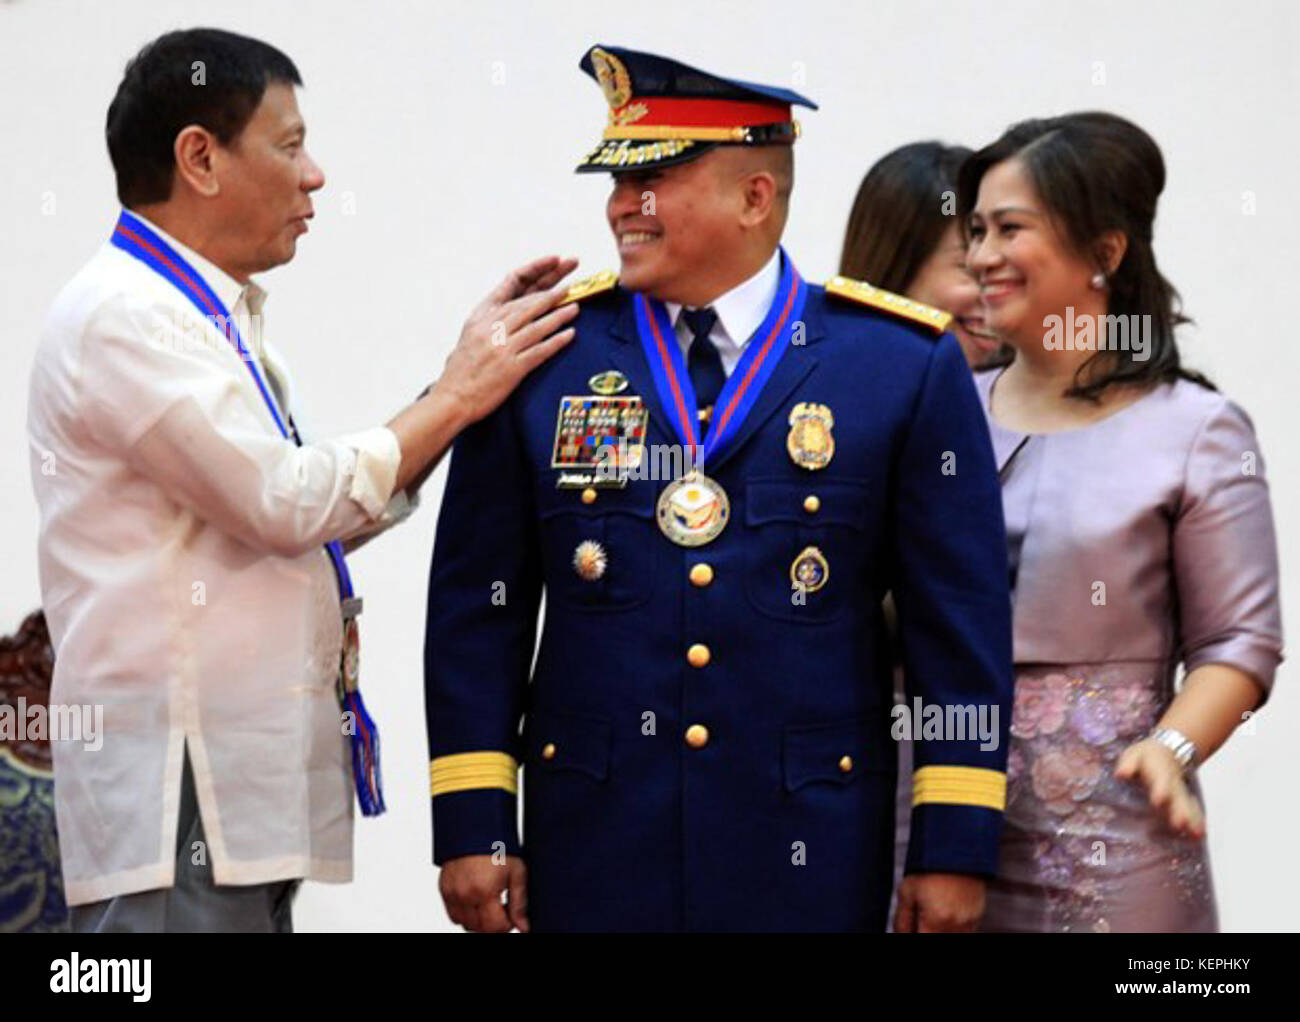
894,872,986,933
439,854,529,933
387,255,579,493
437,255,581,426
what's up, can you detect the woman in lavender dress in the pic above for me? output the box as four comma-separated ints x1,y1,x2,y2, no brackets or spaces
959,113,1282,932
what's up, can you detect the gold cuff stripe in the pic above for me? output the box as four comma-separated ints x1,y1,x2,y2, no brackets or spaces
429,751,519,797
912,765,1006,811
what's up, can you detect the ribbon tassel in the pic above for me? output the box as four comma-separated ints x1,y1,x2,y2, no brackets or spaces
343,689,385,817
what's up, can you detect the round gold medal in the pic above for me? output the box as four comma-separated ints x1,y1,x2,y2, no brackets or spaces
657,471,730,547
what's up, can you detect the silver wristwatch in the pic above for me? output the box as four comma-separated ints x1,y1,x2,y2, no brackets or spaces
1150,727,1199,773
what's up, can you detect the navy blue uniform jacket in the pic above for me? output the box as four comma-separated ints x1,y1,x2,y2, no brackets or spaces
424,270,1013,932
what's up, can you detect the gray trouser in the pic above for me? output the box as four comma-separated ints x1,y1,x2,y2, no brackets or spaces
70,747,300,933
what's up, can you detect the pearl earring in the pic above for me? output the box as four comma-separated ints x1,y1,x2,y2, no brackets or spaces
1090,272,1107,290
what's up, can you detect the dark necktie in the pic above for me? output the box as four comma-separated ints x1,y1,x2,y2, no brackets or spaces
683,306,725,414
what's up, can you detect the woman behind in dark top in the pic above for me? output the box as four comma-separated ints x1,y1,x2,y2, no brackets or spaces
840,141,1001,368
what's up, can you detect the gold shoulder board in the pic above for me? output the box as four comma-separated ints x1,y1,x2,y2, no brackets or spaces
825,275,952,335
560,269,618,305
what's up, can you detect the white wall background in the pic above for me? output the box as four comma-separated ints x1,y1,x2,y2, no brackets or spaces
2,0,1296,932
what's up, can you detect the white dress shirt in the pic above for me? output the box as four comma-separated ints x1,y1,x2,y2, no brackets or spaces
27,214,405,905
666,247,780,377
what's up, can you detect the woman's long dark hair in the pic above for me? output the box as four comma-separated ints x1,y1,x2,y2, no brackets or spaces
839,141,972,293
957,111,1213,398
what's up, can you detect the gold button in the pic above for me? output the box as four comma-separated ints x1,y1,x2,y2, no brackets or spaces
541,743,556,760
685,724,710,749
839,755,853,773
687,643,711,668
804,494,821,514
581,488,597,505
689,563,714,587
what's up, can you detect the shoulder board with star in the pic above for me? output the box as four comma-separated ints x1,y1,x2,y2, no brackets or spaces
559,270,619,305
824,275,952,335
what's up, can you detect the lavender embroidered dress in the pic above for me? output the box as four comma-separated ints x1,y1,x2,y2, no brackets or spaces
974,369,1282,933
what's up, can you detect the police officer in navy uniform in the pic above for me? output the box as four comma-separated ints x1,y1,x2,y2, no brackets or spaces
424,44,1013,932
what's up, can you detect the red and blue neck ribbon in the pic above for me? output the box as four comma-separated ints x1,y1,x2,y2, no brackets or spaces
110,209,385,817
633,248,806,471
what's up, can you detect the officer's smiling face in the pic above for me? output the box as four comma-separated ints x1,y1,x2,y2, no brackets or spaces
606,152,743,304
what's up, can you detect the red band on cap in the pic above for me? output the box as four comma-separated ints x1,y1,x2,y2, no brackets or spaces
615,96,790,129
